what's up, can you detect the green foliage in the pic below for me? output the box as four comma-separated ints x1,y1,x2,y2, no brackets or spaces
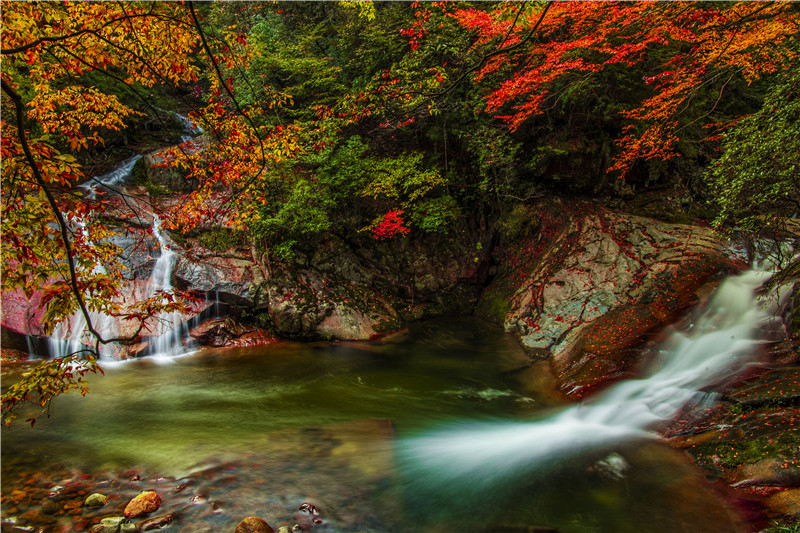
708,65,800,233
197,227,245,253
497,204,538,242
760,521,800,533
254,135,460,257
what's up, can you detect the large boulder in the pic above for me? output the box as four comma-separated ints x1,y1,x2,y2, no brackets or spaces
478,199,742,398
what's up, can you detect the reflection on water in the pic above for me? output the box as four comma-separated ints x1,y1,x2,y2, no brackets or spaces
1,318,748,532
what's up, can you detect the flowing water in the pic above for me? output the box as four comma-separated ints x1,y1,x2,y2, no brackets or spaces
141,215,195,357
45,157,143,360
1,269,767,533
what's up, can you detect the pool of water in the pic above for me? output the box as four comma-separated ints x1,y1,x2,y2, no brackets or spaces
1,318,750,533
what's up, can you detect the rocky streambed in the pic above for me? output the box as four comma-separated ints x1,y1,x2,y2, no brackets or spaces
3,193,799,530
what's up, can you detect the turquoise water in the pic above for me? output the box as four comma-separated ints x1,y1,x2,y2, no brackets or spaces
1,318,748,532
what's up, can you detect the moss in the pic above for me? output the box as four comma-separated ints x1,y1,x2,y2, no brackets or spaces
475,284,513,323
197,228,245,253
131,157,148,186
145,183,169,199
690,430,798,470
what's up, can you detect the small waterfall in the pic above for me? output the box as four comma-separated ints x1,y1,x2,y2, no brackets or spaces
142,215,194,357
175,112,203,136
400,270,772,494
83,155,142,195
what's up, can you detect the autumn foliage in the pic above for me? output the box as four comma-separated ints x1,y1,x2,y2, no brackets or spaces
2,0,799,426
453,1,799,176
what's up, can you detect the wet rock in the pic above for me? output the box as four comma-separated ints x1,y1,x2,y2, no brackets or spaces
234,516,274,533
477,199,739,397
85,493,109,507
140,514,174,531
40,498,59,514
91,517,138,533
725,367,800,408
224,330,279,348
189,318,277,348
767,489,800,518
124,491,161,518
732,459,800,489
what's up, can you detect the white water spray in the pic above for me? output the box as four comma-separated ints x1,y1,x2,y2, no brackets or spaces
83,155,142,195
175,112,203,136
144,215,193,357
400,270,771,488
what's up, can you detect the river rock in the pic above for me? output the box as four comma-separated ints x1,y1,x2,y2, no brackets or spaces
477,199,740,397
85,493,108,507
189,317,277,348
124,491,161,518
41,497,59,514
140,514,174,531
234,516,274,533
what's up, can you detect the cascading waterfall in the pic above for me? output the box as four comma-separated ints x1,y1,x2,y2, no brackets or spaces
84,155,142,194
175,111,203,136
46,154,193,360
399,269,774,498
142,215,194,357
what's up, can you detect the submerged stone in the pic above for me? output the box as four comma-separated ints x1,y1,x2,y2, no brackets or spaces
124,491,161,518
84,493,108,507
234,516,274,533
141,514,174,531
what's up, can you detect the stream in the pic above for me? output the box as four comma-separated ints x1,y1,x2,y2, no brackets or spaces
2,312,755,533
1,148,763,532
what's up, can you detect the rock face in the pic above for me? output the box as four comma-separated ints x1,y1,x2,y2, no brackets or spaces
664,338,800,523
477,199,741,397
246,234,488,341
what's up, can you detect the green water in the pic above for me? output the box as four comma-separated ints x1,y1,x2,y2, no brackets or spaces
1,318,749,533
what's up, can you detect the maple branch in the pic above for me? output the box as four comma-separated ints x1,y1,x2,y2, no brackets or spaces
0,5,159,56
419,1,553,100
675,72,736,135
2,82,154,350
187,1,269,223
1,78,106,351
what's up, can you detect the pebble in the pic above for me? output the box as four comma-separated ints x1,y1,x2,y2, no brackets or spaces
141,514,174,531
40,499,59,514
85,493,109,507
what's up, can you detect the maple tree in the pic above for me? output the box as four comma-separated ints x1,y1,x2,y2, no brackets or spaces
451,1,800,179
0,1,290,426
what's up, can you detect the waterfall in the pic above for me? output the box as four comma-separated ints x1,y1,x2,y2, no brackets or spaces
83,155,142,195
175,112,203,136
46,157,143,360
142,215,194,357
399,270,772,493
46,155,193,360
